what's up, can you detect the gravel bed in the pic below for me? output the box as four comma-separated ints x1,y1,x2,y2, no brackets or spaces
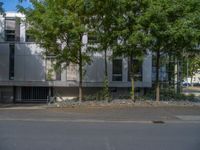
49,99,200,108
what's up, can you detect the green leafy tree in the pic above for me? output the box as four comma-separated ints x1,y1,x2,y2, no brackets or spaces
87,0,120,101
188,56,200,85
182,55,200,85
18,0,91,102
167,0,200,92
138,0,200,101
112,0,150,101
0,2,4,15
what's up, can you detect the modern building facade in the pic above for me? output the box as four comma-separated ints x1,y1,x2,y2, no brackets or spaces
0,12,152,103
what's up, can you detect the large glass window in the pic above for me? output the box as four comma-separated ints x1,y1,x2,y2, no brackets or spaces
112,59,122,81
5,30,15,41
5,18,20,42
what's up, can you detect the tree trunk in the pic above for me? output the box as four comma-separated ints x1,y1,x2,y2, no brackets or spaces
130,53,135,102
103,48,110,102
173,55,176,90
104,49,108,77
155,49,160,102
177,60,182,94
131,76,135,101
168,54,172,86
177,60,180,93
174,57,180,93
79,47,83,102
186,59,189,87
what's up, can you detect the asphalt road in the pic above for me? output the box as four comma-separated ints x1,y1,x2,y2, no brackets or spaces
0,120,200,150
0,107,200,150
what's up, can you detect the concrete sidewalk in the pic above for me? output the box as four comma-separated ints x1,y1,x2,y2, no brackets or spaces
0,104,200,123
0,104,47,110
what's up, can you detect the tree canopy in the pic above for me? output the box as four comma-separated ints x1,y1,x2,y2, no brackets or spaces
137,0,200,101
18,0,200,101
0,2,4,15
18,0,92,101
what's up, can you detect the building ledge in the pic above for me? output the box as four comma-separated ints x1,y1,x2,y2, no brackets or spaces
0,80,152,88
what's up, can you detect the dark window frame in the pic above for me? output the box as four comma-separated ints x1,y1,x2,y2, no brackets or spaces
112,59,123,81
9,44,15,80
5,17,20,42
5,30,15,41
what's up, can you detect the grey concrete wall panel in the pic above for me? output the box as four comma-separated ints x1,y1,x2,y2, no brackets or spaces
0,87,13,103
15,43,45,81
0,13,153,89
0,44,9,80
0,43,9,55
20,22,26,42
15,20,20,41
85,53,112,82
0,42,152,87
54,87,104,98
84,56,105,82
0,17,5,42
107,58,112,82
14,55,25,81
122,58,128,82
0,56,9,80
142,55,152,87
24,44,43,55
16,43,43,55
61,65,67,82
0,80,151,87
24,55,45,81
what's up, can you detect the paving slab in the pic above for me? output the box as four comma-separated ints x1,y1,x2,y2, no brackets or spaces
176,115,200,121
